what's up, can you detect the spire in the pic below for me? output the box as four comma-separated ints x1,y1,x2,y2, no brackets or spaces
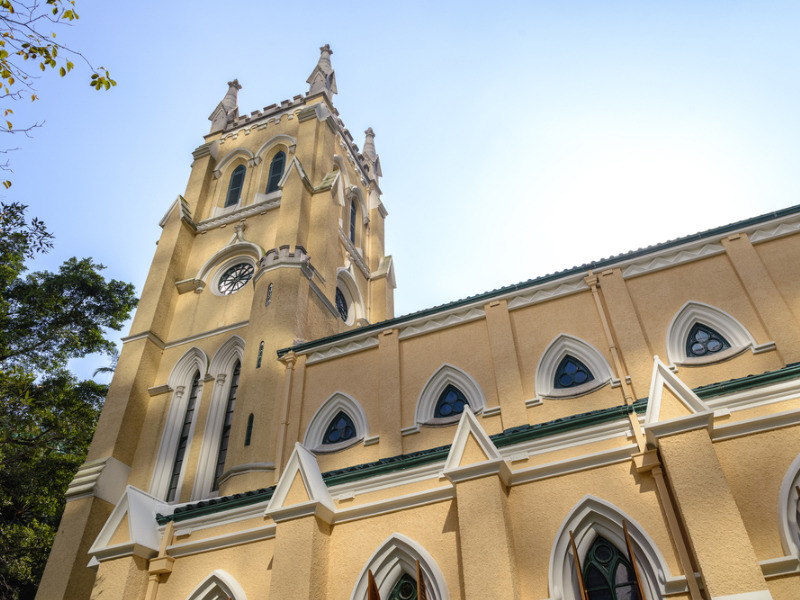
362,127,382,181
306,44,337,97
208,79,242,133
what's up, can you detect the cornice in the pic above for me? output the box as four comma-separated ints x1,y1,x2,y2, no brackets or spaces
278,203,800,359
196,195,281,233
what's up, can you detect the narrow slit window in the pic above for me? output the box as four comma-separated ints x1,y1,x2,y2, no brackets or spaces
686,323,731,358
554,355,595,389
256,341,264,368
349,198,357,244
433,384,468,419
213,360,241,490
266,151,286,193
245,413,254,446
167,371,200,502
225,164,246,207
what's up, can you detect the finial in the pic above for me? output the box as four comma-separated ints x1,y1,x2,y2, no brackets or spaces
362,127,382,181
209,79,242,133
307,44,337,97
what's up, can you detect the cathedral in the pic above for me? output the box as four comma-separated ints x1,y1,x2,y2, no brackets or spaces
37,45,800,600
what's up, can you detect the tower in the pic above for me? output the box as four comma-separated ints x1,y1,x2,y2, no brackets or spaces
37,44,395,599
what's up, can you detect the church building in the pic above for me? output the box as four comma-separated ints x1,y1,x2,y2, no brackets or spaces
37,45,800,600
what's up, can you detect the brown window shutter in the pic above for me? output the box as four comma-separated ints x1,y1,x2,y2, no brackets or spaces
623,520,647,600
569,530,589,600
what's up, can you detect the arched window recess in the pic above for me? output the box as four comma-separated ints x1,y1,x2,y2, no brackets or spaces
666,301,771,367
778,453,800,560
335,269,365,327
224,164,246,208
550,496,681,600
303,392,372,453
191,336,245,500
185,570,248,600
149,347,208,501
350,534,449,600
536,335,616,400
413,364,487,429
190,231,263,297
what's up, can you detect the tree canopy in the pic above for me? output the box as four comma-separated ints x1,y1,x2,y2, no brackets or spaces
0,203,137,599
0,0,115,187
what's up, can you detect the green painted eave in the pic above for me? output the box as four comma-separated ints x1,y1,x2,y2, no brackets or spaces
694,361,800,399
278,203,800,359
156,362,800,526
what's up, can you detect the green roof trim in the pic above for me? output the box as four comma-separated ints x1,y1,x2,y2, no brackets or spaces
278,203,800,359
156,399,648,525
157,362,800,526
693,361,800,399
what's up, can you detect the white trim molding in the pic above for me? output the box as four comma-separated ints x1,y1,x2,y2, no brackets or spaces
666,301,765,367
150,347,209,501
191,336,244,500
414,364,487,427
303,392,370,453
778,452,800,559
185,569,248,600
549,495,684,600
336,267,365,326
535,334,615,399
350,533,450,600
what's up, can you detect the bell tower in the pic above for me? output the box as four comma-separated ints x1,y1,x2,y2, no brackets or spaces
36,44,395,600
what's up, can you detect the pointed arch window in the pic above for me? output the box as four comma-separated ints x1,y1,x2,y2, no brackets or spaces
350,198,357,244
583,536,640,600
685,323,731,358
225,164,246,207
266,151,285,193
167,371,200,502
322,411,357,445
555,355,595,389
213,360,240,491
433,384,468,419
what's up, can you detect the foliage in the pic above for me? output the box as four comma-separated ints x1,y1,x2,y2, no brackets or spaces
0,203,137,599
0,370,105,599
0,0,115,188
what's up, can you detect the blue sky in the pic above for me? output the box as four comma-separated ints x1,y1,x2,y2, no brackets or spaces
7,0,800,378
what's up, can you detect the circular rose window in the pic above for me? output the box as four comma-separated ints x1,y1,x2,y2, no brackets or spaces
217,263,254,295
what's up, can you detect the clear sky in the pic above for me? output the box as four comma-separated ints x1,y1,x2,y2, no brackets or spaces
7,0,800,378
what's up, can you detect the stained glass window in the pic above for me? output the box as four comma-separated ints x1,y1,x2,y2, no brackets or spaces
554,355,594,389
213,360,240,491
583,536,640,600
167,371,200,502
336,287,348,322
388,573,417,600
322,411,357,445
686,323,730,357
434,384,468,418
225,164,246,207
266,151,285,193
218,263,254,295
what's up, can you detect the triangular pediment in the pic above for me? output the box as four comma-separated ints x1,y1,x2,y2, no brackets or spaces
265,443,334,522
443,408,510,485
89,486,169,561
645,356,711,426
